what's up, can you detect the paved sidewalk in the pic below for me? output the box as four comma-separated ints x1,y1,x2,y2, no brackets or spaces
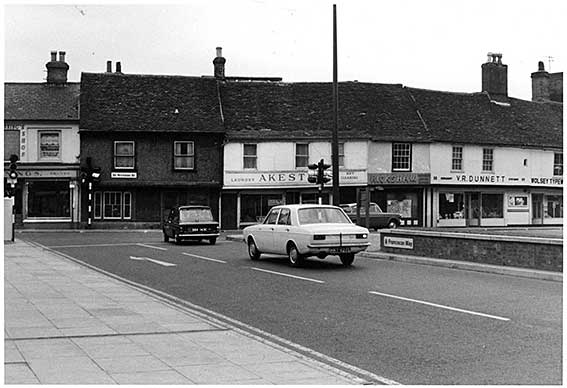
4,240,367,384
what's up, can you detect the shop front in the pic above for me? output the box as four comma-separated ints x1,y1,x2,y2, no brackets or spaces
432,173,563,227
367,172,430,227
8,166,80,227
222,169,366,229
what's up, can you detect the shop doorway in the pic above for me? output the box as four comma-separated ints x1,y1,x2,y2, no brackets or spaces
465,192,480,226
532,194,544,225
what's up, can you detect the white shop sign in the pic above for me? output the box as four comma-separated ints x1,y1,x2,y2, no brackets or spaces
224,169,367,188
383,236,414,250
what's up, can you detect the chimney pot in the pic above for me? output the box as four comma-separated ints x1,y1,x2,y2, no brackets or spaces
216,47,222,58
106,60,112,72
116,62,122,73
50,51,57,61
213,46,226,79
538,61,545,71
59,51,66,62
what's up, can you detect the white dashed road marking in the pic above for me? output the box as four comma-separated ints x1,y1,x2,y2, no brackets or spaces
182,252,227,264
137,243,168,251
129,256,177,267
250,267,325,284
369,291,510,321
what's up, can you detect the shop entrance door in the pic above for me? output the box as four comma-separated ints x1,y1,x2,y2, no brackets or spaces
531,194,544,225
465,192,480,226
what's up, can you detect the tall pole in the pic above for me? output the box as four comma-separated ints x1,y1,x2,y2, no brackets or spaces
331,4,340,206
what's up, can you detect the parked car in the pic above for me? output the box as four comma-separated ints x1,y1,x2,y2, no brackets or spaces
163,205,219,245
243,204,370,267
340,202,402,230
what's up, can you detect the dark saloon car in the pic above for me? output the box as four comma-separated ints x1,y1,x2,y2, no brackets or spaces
163,205,219,245
340,202,402,230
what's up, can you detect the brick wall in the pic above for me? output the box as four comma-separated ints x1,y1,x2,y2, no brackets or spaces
381,230,562,272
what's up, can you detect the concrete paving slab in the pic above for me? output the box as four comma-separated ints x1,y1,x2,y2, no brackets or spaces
94,354,171,374
109,370,194,384
4,363,40,384
174,362,265,384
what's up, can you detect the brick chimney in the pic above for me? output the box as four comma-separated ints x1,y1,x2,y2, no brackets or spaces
532,61,563,102
481,53,507,98
213,47,226,79
45,50,69,84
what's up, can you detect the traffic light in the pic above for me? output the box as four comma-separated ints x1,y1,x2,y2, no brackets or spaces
8,154,18,180
318,159,332,184
307,162,319,183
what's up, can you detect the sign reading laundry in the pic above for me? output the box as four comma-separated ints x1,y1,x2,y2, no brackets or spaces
225,170,367,187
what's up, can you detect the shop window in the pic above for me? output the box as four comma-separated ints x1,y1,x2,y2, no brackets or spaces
546,195,563,218
481,193,503,218
243,144,257,169
95,191,131,220
482,148,493,172
439,192,465,219
27,181,70,218
553,153,563,176
508,195,528,207
39,131,61,160
240,194,283,223
174,141,194,170
386,192,418,219
114,141,135,169
392,143,411,171
338,143,345,167
295,143,309,168
451,146,463,171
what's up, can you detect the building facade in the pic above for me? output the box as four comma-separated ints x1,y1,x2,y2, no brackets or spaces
4,51,81,228
78,64,225,228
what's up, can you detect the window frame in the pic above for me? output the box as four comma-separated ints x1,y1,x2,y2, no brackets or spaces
553,152,563,176
295,143,309,169
391,143,412,172
38,130,62,160
114,141,135,170
482,148,494,172
451,146,463,171
338,143,345,167
173,141,195,170
243,143,257,170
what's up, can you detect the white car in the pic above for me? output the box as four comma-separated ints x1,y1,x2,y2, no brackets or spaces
243,204,370,267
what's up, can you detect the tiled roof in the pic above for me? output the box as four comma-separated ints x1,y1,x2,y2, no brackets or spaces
220,81,428,141
407,87,563,148
79,73,224,133
4,83,80,121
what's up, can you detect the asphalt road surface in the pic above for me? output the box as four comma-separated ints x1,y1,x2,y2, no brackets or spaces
19,231,562,385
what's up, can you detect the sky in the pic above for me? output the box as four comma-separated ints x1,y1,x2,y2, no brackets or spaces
3,0,565,101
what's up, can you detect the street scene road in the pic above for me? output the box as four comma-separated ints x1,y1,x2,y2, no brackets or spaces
20,231,562,385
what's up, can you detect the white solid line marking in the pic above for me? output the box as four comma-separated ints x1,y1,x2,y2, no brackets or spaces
369,291,510,321
182,252,226,264
137,243,168,251
251,267,325,284
129,256,176,267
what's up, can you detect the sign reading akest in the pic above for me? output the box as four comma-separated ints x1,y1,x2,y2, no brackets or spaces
383,236,414,250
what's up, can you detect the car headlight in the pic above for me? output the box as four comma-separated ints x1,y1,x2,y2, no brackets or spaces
313,235,326,240
356,233,368,239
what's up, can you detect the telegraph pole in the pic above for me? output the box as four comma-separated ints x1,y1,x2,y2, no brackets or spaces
331,4,340,206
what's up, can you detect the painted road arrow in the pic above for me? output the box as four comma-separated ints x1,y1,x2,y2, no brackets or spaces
129,256,177,267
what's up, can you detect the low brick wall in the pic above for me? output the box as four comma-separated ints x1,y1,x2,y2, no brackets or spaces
380,230,563,272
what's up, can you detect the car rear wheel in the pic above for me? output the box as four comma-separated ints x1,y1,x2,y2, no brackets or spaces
163,231,169,242
388,219,399,229
209,237,217,245
248,239,261,260
340,253,355,267
288,244,304,267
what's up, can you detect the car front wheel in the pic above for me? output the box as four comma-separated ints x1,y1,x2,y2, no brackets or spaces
340,253,355,267
174,232,182,245
288,243,304,267
209,238,217,245
248,239,261,260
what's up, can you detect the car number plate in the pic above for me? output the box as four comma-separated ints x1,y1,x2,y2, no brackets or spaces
330,247,351,253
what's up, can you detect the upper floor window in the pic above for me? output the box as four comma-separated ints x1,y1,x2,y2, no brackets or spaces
39,131,61,160
482,148,493,172
114,141,135,169
243,144,257,169
174,141,194,170
296,143,309,168
338,143,345,167
451,146,463,171
392,143,411,171
553,152,563,176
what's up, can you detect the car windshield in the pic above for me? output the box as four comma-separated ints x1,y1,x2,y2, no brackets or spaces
179,208,214,222
297,207,351,225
